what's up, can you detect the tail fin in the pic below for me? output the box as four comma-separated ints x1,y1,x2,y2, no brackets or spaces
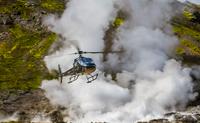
58,64,63,84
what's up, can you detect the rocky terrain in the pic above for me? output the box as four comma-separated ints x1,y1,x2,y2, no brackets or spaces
0,0,66,122
0,89,65,122
0,0,200,123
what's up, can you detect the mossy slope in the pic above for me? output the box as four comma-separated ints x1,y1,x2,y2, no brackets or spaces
172,3,200,64
0,0,65,90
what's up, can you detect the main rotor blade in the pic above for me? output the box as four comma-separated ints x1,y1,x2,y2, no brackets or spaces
83,51,123,54
69,50,123,55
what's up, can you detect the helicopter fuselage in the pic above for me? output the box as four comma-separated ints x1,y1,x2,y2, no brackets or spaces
74,56,96,75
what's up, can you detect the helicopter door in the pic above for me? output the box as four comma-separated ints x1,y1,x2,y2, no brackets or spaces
84,67,96,75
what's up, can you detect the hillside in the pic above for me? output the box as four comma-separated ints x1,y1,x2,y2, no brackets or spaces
0,0,200,122
0,0,65,90
172,2,200,64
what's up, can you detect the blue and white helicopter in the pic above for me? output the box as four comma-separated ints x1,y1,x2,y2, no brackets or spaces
58,49,122,84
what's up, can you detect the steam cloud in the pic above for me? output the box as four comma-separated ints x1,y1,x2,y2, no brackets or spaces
41,0,196,122
0,113,18,122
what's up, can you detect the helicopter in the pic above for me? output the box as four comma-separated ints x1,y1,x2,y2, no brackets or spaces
58,48,122,84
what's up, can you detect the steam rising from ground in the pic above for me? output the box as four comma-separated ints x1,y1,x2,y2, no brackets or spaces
41,0,196,122
0,113,18,122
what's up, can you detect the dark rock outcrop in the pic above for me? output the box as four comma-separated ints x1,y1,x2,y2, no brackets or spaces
0,89,64,123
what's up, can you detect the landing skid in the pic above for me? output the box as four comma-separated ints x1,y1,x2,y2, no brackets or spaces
58,64,98,84
86,73,98,83
68,74,79,83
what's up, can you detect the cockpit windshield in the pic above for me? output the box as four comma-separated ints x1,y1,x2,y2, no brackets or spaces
77,57,95,67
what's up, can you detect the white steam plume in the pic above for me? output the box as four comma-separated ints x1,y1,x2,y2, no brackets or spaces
43,0,119,70
41,0,196,122
0,113,18,122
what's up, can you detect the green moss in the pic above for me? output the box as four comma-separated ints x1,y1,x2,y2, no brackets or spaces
0,6,11,14
172,8,200,59
112,18,124,28
176,47,185,55
9,24,26,39
0,24,56,90
14,1,32,19
41,0,65,12
29,33,57,58
181,39,200,55
173,21,200,57
0,1,33,19
0,0,65,90
173,24,200,42
183,10,195,20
